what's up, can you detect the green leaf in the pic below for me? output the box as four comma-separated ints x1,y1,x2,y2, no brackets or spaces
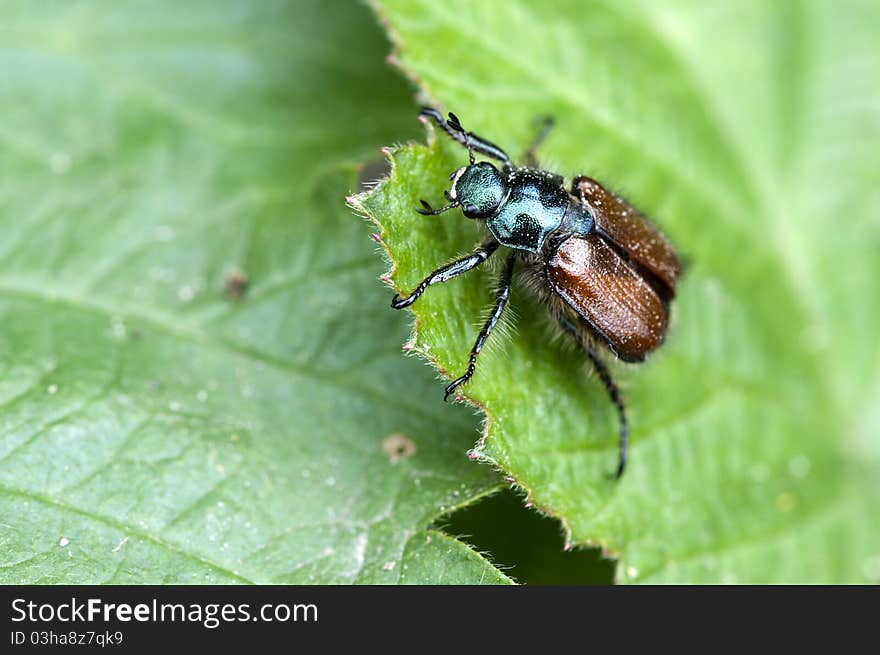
0,0,510,585
358,0,880,582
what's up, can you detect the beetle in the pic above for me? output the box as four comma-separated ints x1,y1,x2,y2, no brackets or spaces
391,108,681,478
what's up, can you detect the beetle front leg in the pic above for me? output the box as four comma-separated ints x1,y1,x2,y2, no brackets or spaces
391,237,499,309
557,315,629,479
444,253,516,401
419,107,512,167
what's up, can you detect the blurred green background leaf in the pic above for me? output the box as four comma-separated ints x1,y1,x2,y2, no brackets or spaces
0,0,515,584
358,0,880,582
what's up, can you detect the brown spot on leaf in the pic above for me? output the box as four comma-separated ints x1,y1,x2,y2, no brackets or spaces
224,270,249,301
383,433,416,463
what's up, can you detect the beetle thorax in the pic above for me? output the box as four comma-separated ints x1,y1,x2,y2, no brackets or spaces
485,168,569,253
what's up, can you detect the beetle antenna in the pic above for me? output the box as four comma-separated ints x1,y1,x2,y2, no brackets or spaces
447,112,475,165
416,198,459,215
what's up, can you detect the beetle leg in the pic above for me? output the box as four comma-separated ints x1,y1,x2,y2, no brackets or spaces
419,107,512,167
444,253,516,402
391,236,499,309
558,316,629,479
524,115,555,167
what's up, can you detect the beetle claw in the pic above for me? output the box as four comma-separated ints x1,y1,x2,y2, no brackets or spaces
443,375,469,401
606,459,626,481
391,293,411,309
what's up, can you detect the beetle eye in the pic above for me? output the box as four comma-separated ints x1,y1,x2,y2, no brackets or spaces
462,203,480,217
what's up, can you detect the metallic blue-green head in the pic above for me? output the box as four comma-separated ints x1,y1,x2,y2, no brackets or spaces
449,162,507,218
